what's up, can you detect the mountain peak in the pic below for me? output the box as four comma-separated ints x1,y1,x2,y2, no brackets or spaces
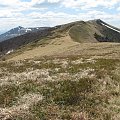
0,26,50,42
18,26,23,29
95,19,103,22
88,19,103,23
14,26,24,30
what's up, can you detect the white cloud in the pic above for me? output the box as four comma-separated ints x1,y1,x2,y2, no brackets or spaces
117,6,120,11
0,0,120,33
48,0,61,3
0,10,120,33
30,0,45,6
25,10,120,27
61,0,120,9
0,0,120,10
0,9,23,18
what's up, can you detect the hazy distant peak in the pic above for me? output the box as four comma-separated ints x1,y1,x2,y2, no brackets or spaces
0,26,49,42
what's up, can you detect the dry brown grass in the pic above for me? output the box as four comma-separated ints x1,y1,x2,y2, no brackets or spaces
8,41,120,61
8,35,78,61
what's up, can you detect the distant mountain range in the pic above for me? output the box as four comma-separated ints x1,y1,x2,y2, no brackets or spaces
0,19,120,56
0,26,49,42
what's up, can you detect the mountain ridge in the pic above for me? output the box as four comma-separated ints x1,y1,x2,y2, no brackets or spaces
0,19,120,57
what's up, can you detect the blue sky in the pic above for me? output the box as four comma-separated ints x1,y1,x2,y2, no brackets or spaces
0,0,120,33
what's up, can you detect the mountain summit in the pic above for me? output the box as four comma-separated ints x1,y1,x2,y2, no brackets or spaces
68,19,120,43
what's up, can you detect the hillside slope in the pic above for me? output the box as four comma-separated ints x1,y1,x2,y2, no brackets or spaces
1,19,120,60
69,19,120,43
0,27,53,55
0,53,120,120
